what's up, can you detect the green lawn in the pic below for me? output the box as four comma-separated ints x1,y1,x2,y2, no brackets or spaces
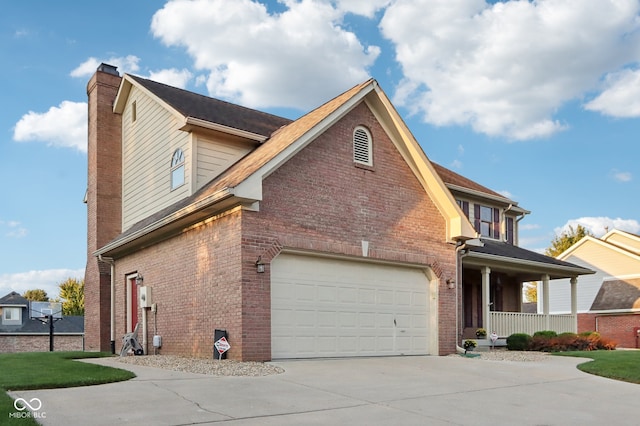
1,351,135,425
555,350,640,384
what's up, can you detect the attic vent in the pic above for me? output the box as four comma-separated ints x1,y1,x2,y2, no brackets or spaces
353,126,372,166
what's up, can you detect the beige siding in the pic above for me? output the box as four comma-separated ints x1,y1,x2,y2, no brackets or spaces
122,87,191,230
605,232,640,255
548,241,640,313
195,135,253,190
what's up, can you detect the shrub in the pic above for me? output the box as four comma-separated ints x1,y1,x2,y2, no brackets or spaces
533,330,558,339
463,339,477,350
506,333,532,351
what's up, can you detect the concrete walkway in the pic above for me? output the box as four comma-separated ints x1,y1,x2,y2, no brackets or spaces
9,355,640,425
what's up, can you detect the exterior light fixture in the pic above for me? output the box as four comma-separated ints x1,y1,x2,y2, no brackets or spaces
255,256,265,273
135,272,144,286
446,278,455,289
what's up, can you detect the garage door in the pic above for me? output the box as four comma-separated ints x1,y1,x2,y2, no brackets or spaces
271,253,431,358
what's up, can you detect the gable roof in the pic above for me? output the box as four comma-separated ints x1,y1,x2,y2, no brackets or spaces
115,74,292,141
557,233,640,264
0,291,29,307
601,229,640,255
97,78,479,257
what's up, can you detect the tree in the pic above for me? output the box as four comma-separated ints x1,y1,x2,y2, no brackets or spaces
523,282,537,303
56,278,85,316
545,224,593,258
22,289,49,301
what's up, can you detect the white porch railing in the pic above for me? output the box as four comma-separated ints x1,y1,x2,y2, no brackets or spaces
489,312,576,337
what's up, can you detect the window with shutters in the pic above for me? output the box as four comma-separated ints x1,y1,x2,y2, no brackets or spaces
473,204,501,239
353,126,372,167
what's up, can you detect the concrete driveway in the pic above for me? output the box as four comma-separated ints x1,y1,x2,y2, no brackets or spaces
9,355,640,425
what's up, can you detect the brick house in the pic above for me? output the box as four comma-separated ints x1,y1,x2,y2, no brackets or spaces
548,229,640,348
0,292,84,353
85,64,592,360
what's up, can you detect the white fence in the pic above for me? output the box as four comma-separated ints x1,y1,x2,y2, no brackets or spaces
489,312,576,337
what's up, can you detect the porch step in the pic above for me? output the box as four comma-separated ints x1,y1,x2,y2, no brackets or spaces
462,338,507,351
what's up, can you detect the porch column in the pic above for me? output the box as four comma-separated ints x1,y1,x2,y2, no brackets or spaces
542,274,550,330
482,266,491,335
570,277,577,314
570,277,578,333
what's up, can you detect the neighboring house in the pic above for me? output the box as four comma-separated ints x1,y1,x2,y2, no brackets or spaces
85,64,593,361
0,292,84,352
547,229,640,347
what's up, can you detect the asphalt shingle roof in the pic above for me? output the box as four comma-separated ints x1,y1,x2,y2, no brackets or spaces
129,74,292,136
0,291,28,306
590,278,640,310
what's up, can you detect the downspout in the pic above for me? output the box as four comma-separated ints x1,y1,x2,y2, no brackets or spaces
98,254,116,354
515,210,529,246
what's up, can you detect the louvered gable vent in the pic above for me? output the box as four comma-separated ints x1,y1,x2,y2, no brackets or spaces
353,126,372,166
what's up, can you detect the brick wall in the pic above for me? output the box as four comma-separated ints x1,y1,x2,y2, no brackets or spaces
244,102,456,356
0,335,84,353
84,67,123,352
113,209,244,359
109,100,457,361
578,312,640,348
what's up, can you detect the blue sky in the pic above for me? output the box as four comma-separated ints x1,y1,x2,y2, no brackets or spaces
1,0,639,299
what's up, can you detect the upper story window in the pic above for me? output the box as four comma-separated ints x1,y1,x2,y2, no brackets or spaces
475,204,500,239
353,126,372,166
171,148,185,190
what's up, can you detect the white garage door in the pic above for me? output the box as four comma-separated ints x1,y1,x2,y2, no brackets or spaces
271,253,431,359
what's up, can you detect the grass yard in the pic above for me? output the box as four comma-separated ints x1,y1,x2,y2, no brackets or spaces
1,351,135,424
555,350,640,384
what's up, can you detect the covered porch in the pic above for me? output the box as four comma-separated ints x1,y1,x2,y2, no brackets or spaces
459,239,594,342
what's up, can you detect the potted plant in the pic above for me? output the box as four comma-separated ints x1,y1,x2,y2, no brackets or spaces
463,339,477,353
475,328,487,338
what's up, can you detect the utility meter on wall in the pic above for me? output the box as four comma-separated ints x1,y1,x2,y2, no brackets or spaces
139,286,153,308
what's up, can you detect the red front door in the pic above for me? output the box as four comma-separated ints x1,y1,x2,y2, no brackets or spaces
128,277,138,332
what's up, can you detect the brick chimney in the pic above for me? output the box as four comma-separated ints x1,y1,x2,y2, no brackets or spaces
84,64,122,352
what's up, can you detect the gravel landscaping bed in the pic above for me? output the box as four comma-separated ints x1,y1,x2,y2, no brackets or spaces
455,349,551,362
114,349,550,377
115,355,285,376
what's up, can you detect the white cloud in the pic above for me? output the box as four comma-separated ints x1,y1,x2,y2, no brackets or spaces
150,0,379,110
450,159,462,169
584,68,640,117
611,169,632,182
148,68,193,89
380,0,640,140
497,190,513,199
0,220,28,238
13,101,88,152
0,268,85,301
70,55,141,78
556,217,640,238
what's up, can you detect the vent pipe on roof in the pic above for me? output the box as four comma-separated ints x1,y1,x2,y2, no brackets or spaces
97,63,119,76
